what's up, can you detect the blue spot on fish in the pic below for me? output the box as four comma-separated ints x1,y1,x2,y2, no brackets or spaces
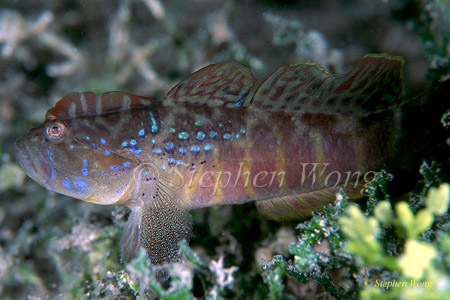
176,160,184,165
46,148,53,161
85,136,90,140
110,165,120,171
128,148,143,155
50,166,57,179
123,162,131,167
62,177,73,191
204,143,212,151
209,131,217,139
69,145,74,150
276,139,281,145
196,131,206,140
139,129,145,136
143,170,148,176
121,141,128,147
223,133,231,139
104,150,111,155
168,158,176,164
130,139,137,146
178,132,189,140
152,139,156,144
179,147,187,154
100,138,107,144
190,145,201,152
82,159,89,176
236,133,240,139
152,148,163,154
164,142,174,151
234,96,245,106
150,111,158,133
162,164,166,171
74,177,89,192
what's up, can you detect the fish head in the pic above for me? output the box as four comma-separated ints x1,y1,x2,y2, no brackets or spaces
15,92,155,205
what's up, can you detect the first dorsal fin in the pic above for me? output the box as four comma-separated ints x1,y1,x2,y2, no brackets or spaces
251,54,404,115
46,91,156,120
163,61,256,106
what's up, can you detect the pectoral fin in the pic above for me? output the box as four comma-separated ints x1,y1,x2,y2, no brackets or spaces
120,206,142,263
120,195,192,266
120,165,193,266
139,188,192,265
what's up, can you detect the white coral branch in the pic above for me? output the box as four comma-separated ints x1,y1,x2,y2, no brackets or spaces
209,256,238,290
0,10,84,76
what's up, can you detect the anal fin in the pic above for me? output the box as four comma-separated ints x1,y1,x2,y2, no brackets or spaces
255,185,363,222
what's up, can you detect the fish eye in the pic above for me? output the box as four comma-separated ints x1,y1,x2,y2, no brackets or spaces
45,122,66,140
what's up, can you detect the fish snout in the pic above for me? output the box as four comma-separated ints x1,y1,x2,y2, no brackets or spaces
15,138,42,184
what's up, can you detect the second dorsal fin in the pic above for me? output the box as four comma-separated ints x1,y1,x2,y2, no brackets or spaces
251,54,404,115
163,61,256,106
46,91,156,120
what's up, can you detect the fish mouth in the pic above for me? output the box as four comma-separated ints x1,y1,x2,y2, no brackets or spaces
15,138,44,185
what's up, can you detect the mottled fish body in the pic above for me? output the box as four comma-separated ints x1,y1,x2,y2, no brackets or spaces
16,54,403,265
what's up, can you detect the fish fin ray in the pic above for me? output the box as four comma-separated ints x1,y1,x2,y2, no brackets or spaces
47,91,155,120
139,180,192,265
120,206,142,263
163,61,256,107
255,185,364,222
251,54,404,115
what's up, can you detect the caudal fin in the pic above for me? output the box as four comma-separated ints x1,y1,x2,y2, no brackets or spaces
393,78,450,172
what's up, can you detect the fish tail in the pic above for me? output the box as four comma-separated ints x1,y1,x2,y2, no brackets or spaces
394,78,450,171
